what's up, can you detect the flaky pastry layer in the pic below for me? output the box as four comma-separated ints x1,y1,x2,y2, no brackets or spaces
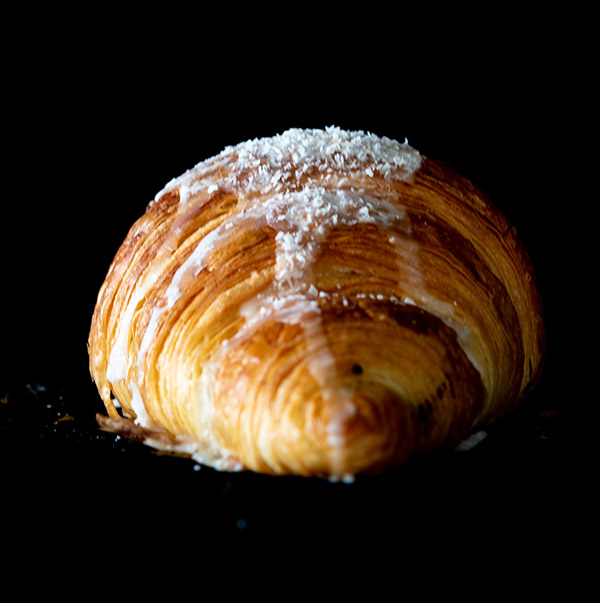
88,127,544,478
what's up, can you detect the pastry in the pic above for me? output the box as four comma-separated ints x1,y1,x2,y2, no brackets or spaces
88,127,544,479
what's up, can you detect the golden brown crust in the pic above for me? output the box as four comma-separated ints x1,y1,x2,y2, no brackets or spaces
88,128,544,478
211,298,485,476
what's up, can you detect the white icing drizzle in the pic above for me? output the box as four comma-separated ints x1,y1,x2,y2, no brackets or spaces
107,269,160,383
112,127,428,474
128,380,154,428
455,430,487,452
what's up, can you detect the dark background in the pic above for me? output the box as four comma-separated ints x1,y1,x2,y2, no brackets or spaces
1,8,593,581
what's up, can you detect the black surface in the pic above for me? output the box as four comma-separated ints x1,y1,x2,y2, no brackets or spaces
2,13,593,576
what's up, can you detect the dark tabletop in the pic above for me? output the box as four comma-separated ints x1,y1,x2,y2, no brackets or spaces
2,24,593,579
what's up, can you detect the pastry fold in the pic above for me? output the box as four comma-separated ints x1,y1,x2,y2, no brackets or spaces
88,127,544,479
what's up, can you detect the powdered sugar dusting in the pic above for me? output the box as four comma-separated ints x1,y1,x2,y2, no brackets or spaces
237,185,407,327
154,126,422,205
157,126,420,313
228,126,421,190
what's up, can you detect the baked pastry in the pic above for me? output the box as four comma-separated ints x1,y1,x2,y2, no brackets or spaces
88,127,544,479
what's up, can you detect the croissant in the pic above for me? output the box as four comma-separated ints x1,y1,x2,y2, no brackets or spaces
88,127,544,480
